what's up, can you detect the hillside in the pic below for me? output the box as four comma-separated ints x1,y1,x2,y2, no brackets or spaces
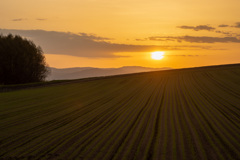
47,66,171,80
0,64,240,160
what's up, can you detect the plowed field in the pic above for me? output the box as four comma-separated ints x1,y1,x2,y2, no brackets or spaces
0,64,240,160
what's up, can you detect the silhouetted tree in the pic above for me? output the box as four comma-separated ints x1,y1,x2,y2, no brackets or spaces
0,34,49,85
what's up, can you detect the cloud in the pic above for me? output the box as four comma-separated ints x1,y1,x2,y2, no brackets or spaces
179,36,240,43
12,18,25,21
218,22,240,28
215,30,232,36
0,29,127,57
0,29,212,58
135,38,148,41
178,22,240,30
36,18,47,21
177,25,215,31
166,54,200,57
1,29,208,58
149,36,240,43
218,24,229,28
78,32,113,41
12,18,47,21
233,22,240,28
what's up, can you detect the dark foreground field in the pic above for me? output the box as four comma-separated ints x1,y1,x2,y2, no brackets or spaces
0,64,240,160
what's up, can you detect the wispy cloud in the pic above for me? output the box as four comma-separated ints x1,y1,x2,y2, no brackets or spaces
36,18,47,21
78,32,113,41
218,24,229,28
177,25,215,31
215,30,232,36
166,54,200,57
12,18,26,22
135,38,148,41
218,22,240,28
233,22,240,28
178,22,240,30
149,36,240,43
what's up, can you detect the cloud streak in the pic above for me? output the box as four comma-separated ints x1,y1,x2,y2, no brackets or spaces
149,36,240,43
166,54,200,57
218,24,229,28
233,22,240,28
218,22,240,28
12,18,25,21
177,25,215,31
215,30,232,36
78,32,113,41
0,29,209,58
36,18,47,21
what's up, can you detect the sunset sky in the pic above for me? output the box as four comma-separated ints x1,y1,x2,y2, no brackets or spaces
1,0,240,68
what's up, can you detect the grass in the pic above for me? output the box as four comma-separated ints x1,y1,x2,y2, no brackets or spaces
0,63,240,160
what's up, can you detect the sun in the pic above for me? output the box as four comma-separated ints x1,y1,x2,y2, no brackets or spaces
151,51,164,60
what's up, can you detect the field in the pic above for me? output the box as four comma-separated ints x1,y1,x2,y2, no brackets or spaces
0,64,240,160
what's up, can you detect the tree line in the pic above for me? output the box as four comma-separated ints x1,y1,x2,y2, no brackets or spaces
0,34,49,85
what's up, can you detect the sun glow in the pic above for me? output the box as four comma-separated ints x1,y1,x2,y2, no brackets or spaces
151,51,164,60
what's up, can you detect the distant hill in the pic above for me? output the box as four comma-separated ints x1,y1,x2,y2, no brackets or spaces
47,66,172,80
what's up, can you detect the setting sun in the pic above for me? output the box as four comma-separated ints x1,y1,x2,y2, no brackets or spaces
1,1,240,159
151,51,164,60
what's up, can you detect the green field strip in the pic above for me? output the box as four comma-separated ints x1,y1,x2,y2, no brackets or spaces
108,83,158,160
28,78,150,158
203,72,240,98
172,76,187,160
152,77,173,160
191,72,240,122
129,81,166,160
199,71,240,101
0,79,142,157
188,74,240,158
0,93,118,142
166,75,190,160
206,69,240,92
0,85,132,156
171,76,188,160
79,100,146,159
145,79,166,160
0,83,109,124
0,78,132,129
37,85,146,157
165,75,183,159
190,73,240,122
191,76,240,133
212,69,240,86
182,73,238,159
174,76,199,160
106,85,157,159
163,77,178,160
183,75,229,160
178,74,215,160
194,87,240,138
70,95,143,159
190,73,240,128
87,85,157,159
61,82,150,159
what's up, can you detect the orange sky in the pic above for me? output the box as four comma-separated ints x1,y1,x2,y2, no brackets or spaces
1,0,240,68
